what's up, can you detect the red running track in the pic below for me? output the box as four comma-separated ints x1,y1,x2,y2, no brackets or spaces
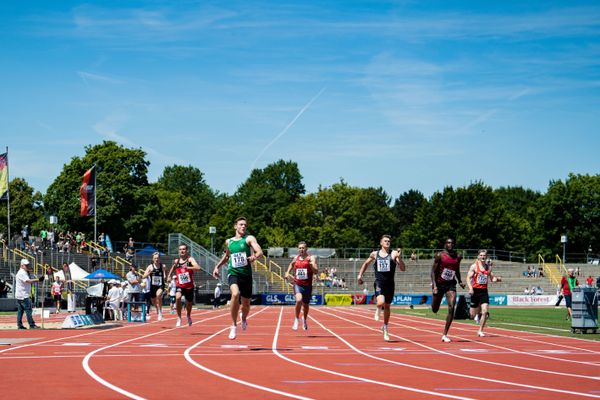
0,306,599,399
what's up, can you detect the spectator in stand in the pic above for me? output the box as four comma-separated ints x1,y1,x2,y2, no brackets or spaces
40,229,47,249
410,250,417,262
51,276,63,314
124,237,135,262
47,229,55,250
597,276,600,290
586,275,594,287
0,278,9,298
524,286,529,295
538,266,545,278
535,286,544,295
214,283,222,309
560,268,579,320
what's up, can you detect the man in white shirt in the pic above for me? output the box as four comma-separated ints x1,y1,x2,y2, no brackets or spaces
106,281,122,320
15,259,42,329
214,283,222,309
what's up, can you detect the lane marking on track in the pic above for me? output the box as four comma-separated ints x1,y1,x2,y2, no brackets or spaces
140,344,169,348
62,342,93,346
221,344,248,349
301,346,329,350
83,310,228,400
0,312,186,355
437,388,535,392
378,347,405,351
274,307,475,400
348,308,600,369
385,309,600,355
184,307,313,400
459,349,489,353
283,380,361,384
320,308,600,398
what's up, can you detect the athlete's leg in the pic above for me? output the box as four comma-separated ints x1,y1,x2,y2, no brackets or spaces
383,302,391,325
478,303,489,333
443,291,457,336
295,292,303,319
470,303,481,320
431,291,444,313
175,291,183,318
230,284,241,326
240,296,250,323
155,289,163,316
302,302,309,320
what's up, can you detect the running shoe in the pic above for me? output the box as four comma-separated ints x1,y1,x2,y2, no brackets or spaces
158,313,163,321
292,318,299,331
441,335,451,343
228,326,237,340
29,325,40,329
383,326,390,342
241,319,248,331
474,313,480,325
18,326,26,330
188,316,193,326
176,317,182,327
477,331,486,337
374,307,381,321
303,318,308,331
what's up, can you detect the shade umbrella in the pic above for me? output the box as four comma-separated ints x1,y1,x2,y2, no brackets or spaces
84,269,120,280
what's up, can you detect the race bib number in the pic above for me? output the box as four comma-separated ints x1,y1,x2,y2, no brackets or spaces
376,259,390,272
178,272,191,284
152,276,163,286
476,274,488,285
295,268,308,280
231,252,248,268
441,268,456,281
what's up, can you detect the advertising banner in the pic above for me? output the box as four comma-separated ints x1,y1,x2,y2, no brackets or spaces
262,294,323,305
325,294,353,306
507,295,558,306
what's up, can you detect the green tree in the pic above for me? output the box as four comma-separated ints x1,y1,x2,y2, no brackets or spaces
0,178,44,241
44,141,154,241
392,189,426,238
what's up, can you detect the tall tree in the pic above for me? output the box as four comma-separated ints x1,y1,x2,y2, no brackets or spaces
0,178,43,241
44,141,154,241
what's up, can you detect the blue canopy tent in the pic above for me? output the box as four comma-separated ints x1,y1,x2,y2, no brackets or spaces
136,245,165,255
84,269,120,280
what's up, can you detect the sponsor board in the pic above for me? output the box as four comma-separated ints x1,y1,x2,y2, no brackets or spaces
507,295,558,306
262,294,323,305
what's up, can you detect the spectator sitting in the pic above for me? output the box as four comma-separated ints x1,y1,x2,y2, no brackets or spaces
535,286,544,295
586,275,593,287
538,266,545,278
524,286,529,295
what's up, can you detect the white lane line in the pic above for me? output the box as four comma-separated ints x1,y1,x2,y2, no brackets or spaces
183,307,312,400
387,309,600,355
83,310,228,400
273,307,475,400
319,308,600,398
348,307,600,369
0,312,187,355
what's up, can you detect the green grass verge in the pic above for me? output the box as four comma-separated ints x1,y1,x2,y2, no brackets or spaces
392,306,600,341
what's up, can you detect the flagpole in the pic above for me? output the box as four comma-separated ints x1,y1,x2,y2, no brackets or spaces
5,146,10,248
93,164,97,243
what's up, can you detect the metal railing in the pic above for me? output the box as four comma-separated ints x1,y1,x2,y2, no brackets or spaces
168,233,221,279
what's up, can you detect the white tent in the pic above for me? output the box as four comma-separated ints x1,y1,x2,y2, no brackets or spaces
54,262,89,281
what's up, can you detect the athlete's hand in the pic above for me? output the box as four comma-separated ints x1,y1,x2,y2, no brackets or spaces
459,282,466,289
212,268,220,279
357,276,363,286
469,288,474,295
432,286,438,295
284,273,290,281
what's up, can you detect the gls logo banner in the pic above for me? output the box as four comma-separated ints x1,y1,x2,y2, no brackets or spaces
262,294,323,305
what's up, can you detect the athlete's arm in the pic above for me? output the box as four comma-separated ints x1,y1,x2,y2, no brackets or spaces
166,260,177,283
284,256,297,281
489,270,501,282
466,264,476,294
431,254,440,293
357,252,376,285
212,241,231,279
456,267,466,289
246,235,263,262
187,257,202,271
393,248,406,272
141,265,153,279
310,255,318,274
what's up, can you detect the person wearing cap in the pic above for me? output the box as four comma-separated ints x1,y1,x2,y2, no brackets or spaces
106,280,122,320
560,268,579,320
213,282,222,309
15,259,42,329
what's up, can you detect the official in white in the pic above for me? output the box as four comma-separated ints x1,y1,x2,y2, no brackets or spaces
15,259,42,329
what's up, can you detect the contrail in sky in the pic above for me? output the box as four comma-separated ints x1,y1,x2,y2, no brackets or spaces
251,87,326,171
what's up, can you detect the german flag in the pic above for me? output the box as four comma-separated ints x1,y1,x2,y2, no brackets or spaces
80,166,96,217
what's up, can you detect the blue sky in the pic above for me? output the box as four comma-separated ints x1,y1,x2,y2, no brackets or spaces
1,1,599,199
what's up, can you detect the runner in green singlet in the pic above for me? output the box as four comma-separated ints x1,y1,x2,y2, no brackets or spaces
213,217,263,340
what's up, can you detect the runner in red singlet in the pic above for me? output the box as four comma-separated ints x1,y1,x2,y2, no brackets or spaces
166,244,201,328
284,241,318,331
431,237,465,343
466,249,501,337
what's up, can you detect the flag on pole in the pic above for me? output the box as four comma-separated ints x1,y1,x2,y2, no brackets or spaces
80,166,96,217
0,152,8,201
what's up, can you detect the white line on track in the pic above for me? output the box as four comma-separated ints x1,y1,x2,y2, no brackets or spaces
82,309,228,400
351,307,600,367
273,307,475,400
389,309,600,356
183,307,314,400
317,307,600,398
